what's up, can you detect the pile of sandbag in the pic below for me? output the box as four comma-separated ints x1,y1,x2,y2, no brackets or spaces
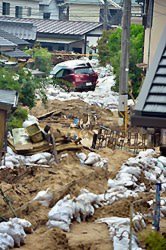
0,147,53,169
76,152,108,169
47,189,104,232
0,218,32,249
96,214,146,250
105,149,166,204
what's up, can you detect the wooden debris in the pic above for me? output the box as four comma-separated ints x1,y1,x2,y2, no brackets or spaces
37,110,62,120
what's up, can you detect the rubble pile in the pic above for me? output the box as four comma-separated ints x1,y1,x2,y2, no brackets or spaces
0,218,32,249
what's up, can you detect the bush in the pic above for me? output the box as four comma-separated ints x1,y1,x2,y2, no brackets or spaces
26,45,52,73
139,230,166,250
8,106,28,131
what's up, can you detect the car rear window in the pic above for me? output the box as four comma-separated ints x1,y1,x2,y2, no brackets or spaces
74,67,94,74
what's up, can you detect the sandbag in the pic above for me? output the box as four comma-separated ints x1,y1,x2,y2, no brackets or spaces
0,233,14,250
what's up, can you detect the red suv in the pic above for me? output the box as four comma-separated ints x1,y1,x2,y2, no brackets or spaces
50,60,98,91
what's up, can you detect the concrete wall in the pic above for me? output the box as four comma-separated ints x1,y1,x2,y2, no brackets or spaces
69,4,100,22
144,0,166,65
1,0,40,18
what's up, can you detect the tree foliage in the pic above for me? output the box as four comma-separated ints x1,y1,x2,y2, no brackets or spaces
0,67,45,130
98,24,144,98
26,44,52,73
97,30,112,66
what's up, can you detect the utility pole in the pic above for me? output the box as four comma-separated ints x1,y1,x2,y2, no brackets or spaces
103,0,108,30
119,0,131,131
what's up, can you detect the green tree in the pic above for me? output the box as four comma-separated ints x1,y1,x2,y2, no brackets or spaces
0,67,42,130
26,45,52,73
97,30,112,66
98,24,144,98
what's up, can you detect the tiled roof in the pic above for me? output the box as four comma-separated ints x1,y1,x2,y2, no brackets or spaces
0,29,29,46
0,36,17,47
0,19,37,40
0,17,102,36
2,49,31,59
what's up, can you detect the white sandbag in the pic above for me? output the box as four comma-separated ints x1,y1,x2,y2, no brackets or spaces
6,147,15,156
5,156,19,165
37,158,48,165
46,220,70,232
74,200,94,222
0,233,14,250
9,218,32,234
4,161,14,169
39,152,52,161
137,149,155,158
93,158,108,169
132,214,146,232
33,188,53,207
76,152,87,163
30,153,46,163
119,166,141,178
157,156,166,167
0,222,26,247
48,198,75,223
144,171,157,183
23,115,39,128
84,152,101,165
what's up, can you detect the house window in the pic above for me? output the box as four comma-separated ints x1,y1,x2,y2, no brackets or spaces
2,2,10,15
27,7,32,17
15,6,23,18
43,13,51,19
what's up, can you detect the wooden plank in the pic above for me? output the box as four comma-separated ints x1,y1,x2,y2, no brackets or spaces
56,143,82,152
37,110,62,120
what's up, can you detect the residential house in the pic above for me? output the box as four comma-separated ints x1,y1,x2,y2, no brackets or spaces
0,16,103,53
114,0,143,24
143,0,166,66
65,0,122,25
39,0,61,20
131,1,166,151
0,0,40,18
131,26,166,151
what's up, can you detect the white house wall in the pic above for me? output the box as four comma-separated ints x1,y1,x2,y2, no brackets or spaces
69,4,100,22
144,0,166,65
0,0,40,18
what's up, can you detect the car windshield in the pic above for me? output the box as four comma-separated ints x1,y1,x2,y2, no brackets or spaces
74,67,94,74
50,65,63,75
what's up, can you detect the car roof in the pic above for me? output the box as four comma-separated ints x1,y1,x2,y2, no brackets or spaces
56,59,91,68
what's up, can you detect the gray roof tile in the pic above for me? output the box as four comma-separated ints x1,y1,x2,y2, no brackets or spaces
0,16,102,36
2,49,31,59
0,29,29,46
0,36,17,47
0,90,18,107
